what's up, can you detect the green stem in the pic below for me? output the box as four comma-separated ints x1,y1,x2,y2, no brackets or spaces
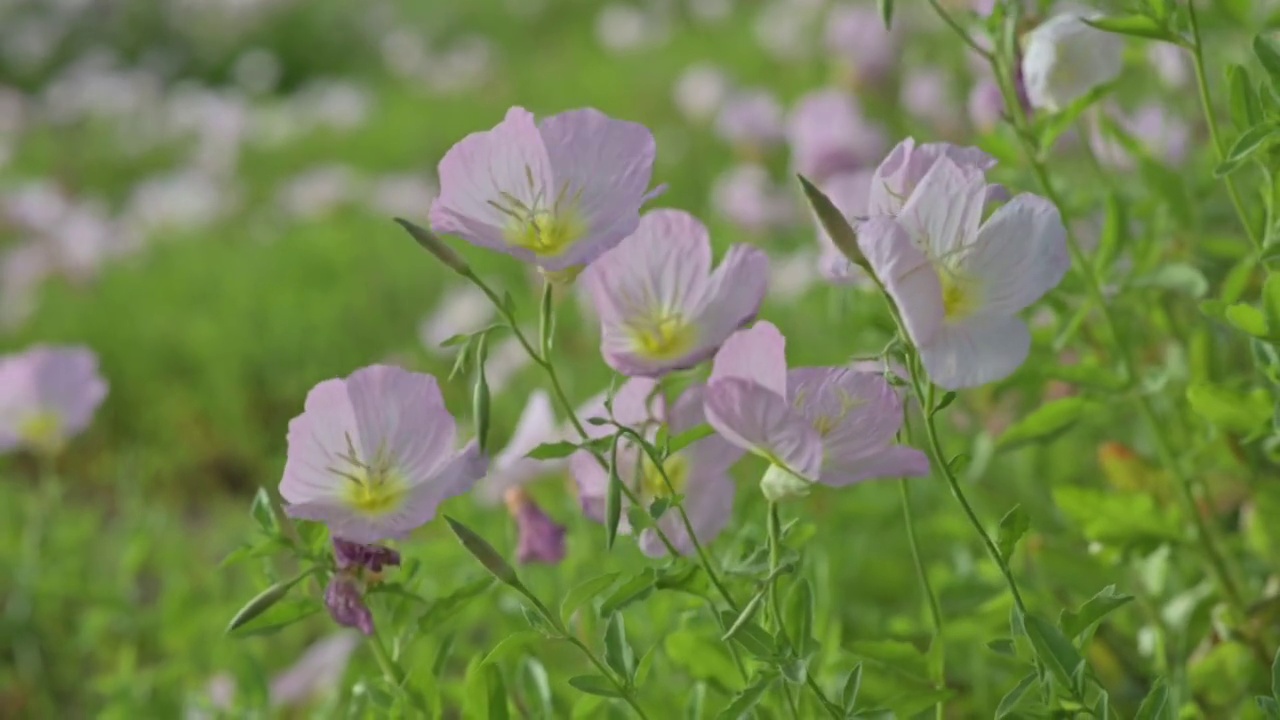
907,362,1029,615
900,479,945,720
766,504,801,719
925,0,992,59
369,631,404,686
1187,0,1262,250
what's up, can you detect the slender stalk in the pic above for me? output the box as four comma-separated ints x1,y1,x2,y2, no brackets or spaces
900,479,945,720
907,361,1029,615
1186,0,1262,250
926,0,992,59
925,0,1250,619
369,631,404,686
766,503,801,719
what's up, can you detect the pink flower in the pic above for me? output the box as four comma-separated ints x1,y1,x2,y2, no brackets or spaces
859,157,1069,389
787,89,887,183
584,209,769,377
869,138,1003,217
431,107,660,275
573,384,741,557
968,77,1006,133
0,345,108,455
279,365,487,544
703,322,928,498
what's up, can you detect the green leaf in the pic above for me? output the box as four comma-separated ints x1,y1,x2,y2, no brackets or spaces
932,391,958,415
714,673,775,720
784,579,814,648
560,573,620,624
1084,14,1180,42
664,630,742,688
1263,276,1280,331
603,614,635,682
720,590,767,642
600,569,656,616
1052,486,1181,547
886,688,956,718
1186,382,1273,433
717,611,777,659
667,424,715,454
1228,64,1263,130
841,663,863,711
606,436,623,551
1037,81,1114,151
418,577,496,634
1255,34,1280,89
849,639,928,680
567,674,623,699
1227,303,1272,338
798,175,865,268
485,664,511,720
1134,678,1169,720
249,487,277,534
1060,585,1135,639
1023,614,1085,691
1258,697,1280,719
877,0,893,28
227,597,322,638
445,516,521,588
525,441,582,460
997,505,1030,561
997,398,1089,450
996,673,1038,718
225,569,316,634
684,683,706,720
481,631,541,666
1271,646,1280,701
1216,122,1280,176
986,638,1016,656
1133,263,1210,298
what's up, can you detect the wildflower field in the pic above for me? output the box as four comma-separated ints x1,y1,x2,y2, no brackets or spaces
5,0,1280,717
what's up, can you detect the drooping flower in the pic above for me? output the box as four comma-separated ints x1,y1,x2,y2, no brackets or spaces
584,209,769,377
868,138,1002,218
324,577,375,635
505,488,568,564
787,89,887,183
858,157,1070,389
1021,11,1124,113
279,365,488,544
573,383,741,557
703,322,929,500
333,538,401,573
475,390,565,505
0,344,108,456
430,107,660,277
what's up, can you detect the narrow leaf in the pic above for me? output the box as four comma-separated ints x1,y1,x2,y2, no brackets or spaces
1228,64,1263,129
714,673,775,720
1084,15,1180,42
225,569,315,634
604,614,636,682
877,0,893,28
841,663,863,711
1134,678,1169,720
1024,614,1085,690
525,441,581,460
997,505,1030,561
606,435,623,551
1215,122,1280,176
600,569,657,616
721,591,767,642
567,674,623,699
560,573,620,624
227,597,322,638
996,672,1038,719
1060,585,1135,639
997,398,1089,450
798,174,865,268
445,516,521,588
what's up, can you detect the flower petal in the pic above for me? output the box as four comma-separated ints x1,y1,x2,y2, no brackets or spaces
642,469,735,558
430,107,553,260
708,321,789,398
963,194,1070,315
897,156,987,259
694,244,770,351
344,365,456,485
476,390,563,505
537,108,658,270
918,314,1032,390
788,367,904,462
704,378,823,480
858,217,945,347
820,445,931,486
868,138,996,217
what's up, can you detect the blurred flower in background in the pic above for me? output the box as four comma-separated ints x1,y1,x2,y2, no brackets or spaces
0,344,108,457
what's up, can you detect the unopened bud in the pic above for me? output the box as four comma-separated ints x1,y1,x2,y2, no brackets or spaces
394,218,471,276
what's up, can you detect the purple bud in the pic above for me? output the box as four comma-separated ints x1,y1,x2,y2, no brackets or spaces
324,577,375,636
332,538,401,573
506,489,567,565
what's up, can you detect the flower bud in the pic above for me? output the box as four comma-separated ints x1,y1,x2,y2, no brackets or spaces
761,463,812,503
394,218,472,277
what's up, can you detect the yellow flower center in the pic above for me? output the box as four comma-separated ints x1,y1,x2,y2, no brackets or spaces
19,411,63,453
342,464,409,516
639,453,689,500
630,313,696,361
939,269,981,321
506,210,584,257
